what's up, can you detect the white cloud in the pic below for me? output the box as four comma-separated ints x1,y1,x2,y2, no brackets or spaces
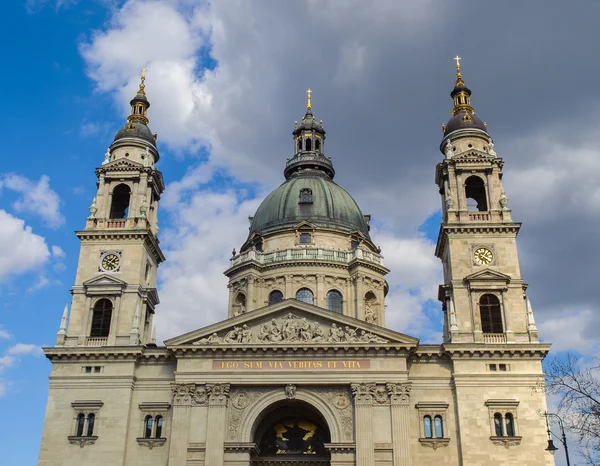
6,344,44,357
0,328,11,340
0,174,64,228
51,245,65,259
0,210,50,282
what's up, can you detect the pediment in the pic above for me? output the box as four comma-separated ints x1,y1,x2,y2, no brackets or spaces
99,158,144,171
452,150,496,163
165,299,419,348
83,274,127,288
464,268,511,284
294,221,317,230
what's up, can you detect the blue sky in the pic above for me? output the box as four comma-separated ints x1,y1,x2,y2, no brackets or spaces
1,1,599,465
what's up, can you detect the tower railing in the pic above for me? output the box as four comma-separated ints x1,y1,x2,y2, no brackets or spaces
230,247,384,268
483,333,507,344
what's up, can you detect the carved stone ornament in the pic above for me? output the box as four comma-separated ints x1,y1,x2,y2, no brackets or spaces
68,436,98,448
419,438,450,450
386,383,411,405
490,436,522,448
228,389,269,440
316,389,353,441
193,313,387,345
351,383,388,405
171,383,207,406
206,383,230,405
285,384,296,399
136,438,167,449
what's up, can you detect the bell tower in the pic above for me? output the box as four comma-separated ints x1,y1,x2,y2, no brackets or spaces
56,71,165,348
435,58,539,345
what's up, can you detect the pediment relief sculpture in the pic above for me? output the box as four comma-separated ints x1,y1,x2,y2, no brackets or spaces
193,313,388,346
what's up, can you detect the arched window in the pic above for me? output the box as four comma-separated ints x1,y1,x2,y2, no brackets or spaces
297,139,302,152
479,294,503,333
90,299,112,338
110,184,131,218
269,290,284,305
296,288,314,305
315,139,321,152
155,416,163,438
434,415,444,438
144,415,153,439
423,416,432,438
305,138,312,151
235,293,246,314
326,290,343,313
86,414,95,437
76,413,85,437
505,413,515,437
494,413,503,437
465,176,488,211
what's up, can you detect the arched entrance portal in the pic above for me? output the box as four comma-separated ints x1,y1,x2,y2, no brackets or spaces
252,402,331,465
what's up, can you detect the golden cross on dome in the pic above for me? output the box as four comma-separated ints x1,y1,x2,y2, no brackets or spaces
141,68,147,82
306,88,312,109
454,55,461,70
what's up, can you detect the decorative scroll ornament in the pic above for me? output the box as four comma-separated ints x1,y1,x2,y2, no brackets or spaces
193,313,387,345
68,436,97,448
171,383,207,406
386,383,411,405
351,383,388,405
491,436,522,448
419,438,450,450
206,383,231,405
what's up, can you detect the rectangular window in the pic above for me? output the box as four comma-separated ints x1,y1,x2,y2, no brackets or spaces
299,233,312,244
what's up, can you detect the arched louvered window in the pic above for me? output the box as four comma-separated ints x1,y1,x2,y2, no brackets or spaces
480,294,503,333
109,184,131,218
494,413,504,437
423,415,432,438
465,176,488,211
144,415,153,439
90,299,112,338
434,415,444,438
76,413,85,437
305,138,312,151
505,413,515,437
269,290,284,305
296,288,314,305
86,414,95,437
155,416,163,438
326,290,343,313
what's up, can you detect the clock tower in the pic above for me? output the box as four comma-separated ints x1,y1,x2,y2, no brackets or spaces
56,72,165,348
435,58,539,345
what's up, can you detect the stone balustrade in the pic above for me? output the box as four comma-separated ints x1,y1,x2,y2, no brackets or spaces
85,337,108,347
230,247,383,268
483,333,506,344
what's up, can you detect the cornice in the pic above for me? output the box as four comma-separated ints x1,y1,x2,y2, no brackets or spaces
442,343,551,359
43,346,172,363
76,229,165,264
435,223,521,258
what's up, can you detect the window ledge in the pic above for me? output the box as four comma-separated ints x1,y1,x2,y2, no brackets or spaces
490,436,522,448
137,437,167,449
68,436,98,448
419,438,450,450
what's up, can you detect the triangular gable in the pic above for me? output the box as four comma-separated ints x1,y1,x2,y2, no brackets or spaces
294,221,318,230
165,299,418,348
452,150,496,163
99,158,144,171
464,268,511,286
83,274,127,288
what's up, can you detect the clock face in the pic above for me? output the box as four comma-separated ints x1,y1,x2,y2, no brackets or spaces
474,247,494,265
101,253,120,272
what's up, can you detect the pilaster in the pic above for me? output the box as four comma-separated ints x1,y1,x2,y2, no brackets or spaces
168,383,207,466
351,383,375,466
204,383,231,466
387,383,412,466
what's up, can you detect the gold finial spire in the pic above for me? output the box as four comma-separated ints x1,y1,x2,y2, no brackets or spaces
138,68,147,96
306,88,312,110
454,55,461,71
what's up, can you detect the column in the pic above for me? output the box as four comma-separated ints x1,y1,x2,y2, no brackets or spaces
387,383,412,466
316,274,325,308
168,384,201,466
351,383,375,466
246,277,255,311
205,383,230,466
285,274,293,299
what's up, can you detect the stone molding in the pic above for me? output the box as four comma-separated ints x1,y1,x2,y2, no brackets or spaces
171,383,207,406
490,436,522,448
136,437,167,449
68,436,98,448
419,438,450,450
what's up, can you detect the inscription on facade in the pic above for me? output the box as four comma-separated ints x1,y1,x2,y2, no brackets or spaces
213,359,370,370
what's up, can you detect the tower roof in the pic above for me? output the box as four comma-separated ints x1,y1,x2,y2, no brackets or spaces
443,57,488,138
113,69,157,147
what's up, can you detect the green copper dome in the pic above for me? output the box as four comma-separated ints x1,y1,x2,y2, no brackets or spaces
249,174,371,239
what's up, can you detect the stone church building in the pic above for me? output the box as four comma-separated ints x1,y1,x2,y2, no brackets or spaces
38,62,554,465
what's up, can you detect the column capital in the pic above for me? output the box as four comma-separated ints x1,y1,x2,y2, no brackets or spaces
351,382,388,405
386,382,411,405
171,383,207,406
206,383,231,406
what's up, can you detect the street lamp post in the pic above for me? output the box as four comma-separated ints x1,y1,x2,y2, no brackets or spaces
543,411,571,466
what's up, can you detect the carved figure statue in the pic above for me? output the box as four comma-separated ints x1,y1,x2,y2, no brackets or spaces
488,139,496,156
365,296,378,323
299,318,312,342
258,324,270,342
269,319,283,342
223,326,241,343
144,147,151,167
139,196,148,218
240,324,252,343
311,322,325,342
88,197,98,219
285,384,296,399
499,191,509,210
345,326,358,342
444,140,453,158
102,148,111,165
445,192,455,211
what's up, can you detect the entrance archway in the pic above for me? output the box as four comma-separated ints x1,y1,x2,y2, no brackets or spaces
251,402,331,465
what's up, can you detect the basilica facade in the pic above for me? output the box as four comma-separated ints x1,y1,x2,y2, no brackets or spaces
38,62,554,466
